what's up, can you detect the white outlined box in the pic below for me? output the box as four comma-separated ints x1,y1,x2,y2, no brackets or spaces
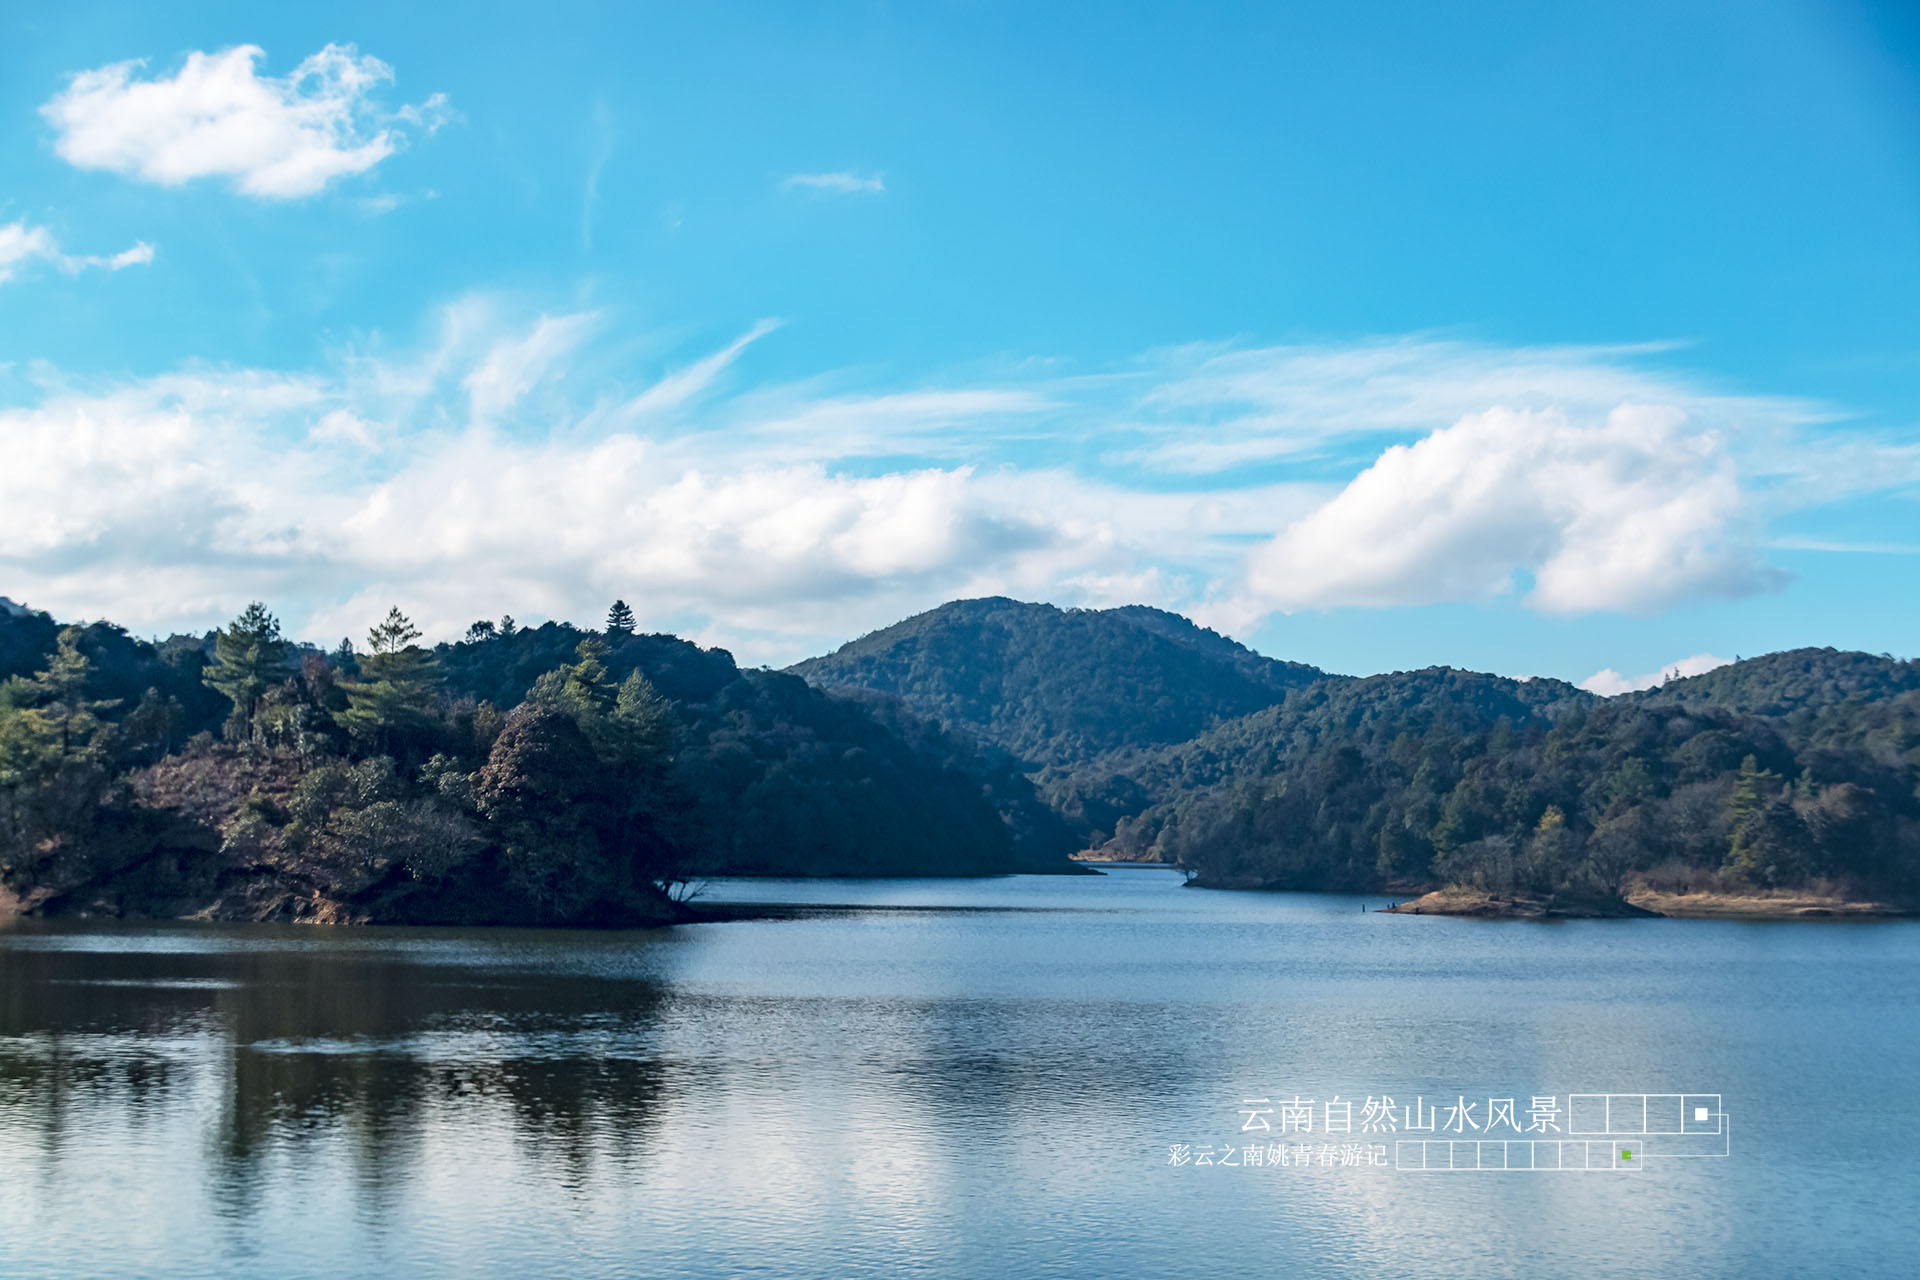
1608,1096,1647,1133
1682,1095,1721,1133
1569,1095,1609,1134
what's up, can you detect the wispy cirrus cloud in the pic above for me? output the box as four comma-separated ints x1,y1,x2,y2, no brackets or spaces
0,220,152,284
1117,337,1832,474
462,310,602,423
781,171,885,195
623,318,782,419
41,43,453,198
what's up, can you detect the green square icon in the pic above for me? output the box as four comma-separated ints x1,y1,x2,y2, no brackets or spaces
1621,1149,1632,1160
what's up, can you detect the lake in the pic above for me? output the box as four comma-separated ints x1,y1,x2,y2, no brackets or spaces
2,865,1916,1278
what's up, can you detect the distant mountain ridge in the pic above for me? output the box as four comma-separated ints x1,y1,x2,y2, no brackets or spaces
788,597,1328,770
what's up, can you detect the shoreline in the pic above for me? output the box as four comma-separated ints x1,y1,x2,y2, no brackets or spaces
1380,886,1913,921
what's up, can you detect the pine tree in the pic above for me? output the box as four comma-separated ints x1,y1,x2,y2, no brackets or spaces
612,670,674,768
340,608,444,754
527,639,617,726
20,627,119,756
498,615,519,639
605,599,637,640
204,603,290,740
1724,754,1782,880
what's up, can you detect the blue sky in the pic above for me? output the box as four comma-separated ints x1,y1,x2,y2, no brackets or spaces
2,1,1917,688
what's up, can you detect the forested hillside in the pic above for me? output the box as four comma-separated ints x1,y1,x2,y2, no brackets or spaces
6,587,1915,921
1641,646,1920,715
789,597,1326,767
0,600,1077,926
1094,654,1920,900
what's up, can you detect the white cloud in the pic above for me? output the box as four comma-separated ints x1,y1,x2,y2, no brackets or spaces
1581,652,1735,696
731,388,1059,463
309,409,379,449
581,99,615,251
462,311,601,422
1122,338,1830,474
0,308,1250,660
781,171,886,195
0,219,153,284
623,319,781,419
1242,405,1786,616
105,242,155,268
0,311,1900,664
42,44,451,198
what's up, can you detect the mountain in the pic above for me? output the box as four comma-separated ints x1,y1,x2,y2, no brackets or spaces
788,597,1327,770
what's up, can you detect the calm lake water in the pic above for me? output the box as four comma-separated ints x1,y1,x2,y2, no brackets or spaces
2,865,1917,1278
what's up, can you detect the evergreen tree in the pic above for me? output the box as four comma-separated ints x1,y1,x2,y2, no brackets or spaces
4,628,119,759
340,608,444,755
605,599,637,640
526,639,618,730
28,628,119,755
1724,753,1781,880
204,603,290,740
612,670,674,770
498,615,519,639
0,636,120,857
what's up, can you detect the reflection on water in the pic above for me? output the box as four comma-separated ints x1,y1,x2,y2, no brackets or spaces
2,868,1918,1278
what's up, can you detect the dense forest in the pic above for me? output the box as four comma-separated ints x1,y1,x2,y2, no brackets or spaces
0,598,1078,926
1081,662,1911,899
790,598,1325,766
6,589,1917,924
790,597,1328,832
792,603,1920,905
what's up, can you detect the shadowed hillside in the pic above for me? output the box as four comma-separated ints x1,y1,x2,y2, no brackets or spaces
0,601,1080,926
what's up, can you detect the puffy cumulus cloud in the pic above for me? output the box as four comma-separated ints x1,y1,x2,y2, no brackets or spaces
0,372,333,629
1581,652,1735,696
41,44,451,198
302,452,1076,649
1244,405,1787,615
0,219,152,284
